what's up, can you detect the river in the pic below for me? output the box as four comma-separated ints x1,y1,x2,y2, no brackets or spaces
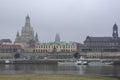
0,64,120,78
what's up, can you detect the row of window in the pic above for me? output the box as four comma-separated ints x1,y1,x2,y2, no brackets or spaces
34,49,75,53
0,49,18,52
35,48,75,51
36,45,76,49
86,54,120,58
85,43,118,46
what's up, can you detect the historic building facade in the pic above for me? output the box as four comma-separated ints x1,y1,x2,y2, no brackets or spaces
14,15,39,49
0,39,22,53
82,23,120,52
33,42,77,53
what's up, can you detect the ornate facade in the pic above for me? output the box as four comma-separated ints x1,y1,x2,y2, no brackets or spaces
14,15,39,47
0,39,22,53
34,42,77,53
83,23,120,52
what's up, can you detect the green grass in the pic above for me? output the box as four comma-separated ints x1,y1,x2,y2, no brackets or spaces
0,74,118,80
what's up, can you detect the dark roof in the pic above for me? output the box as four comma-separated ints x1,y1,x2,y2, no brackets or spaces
0,39,12,43
89,37,113,41
1,44,22,49
84,36,120,42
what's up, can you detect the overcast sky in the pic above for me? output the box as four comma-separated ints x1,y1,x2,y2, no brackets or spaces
0,0,120,43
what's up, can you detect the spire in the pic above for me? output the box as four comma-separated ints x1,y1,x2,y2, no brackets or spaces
112,23,118,38
15,31,20,43
25,14,31,27
55,33,60,43
35,33,39,43
16,31,19,37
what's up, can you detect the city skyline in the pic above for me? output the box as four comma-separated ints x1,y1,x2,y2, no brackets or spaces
0,0,120,43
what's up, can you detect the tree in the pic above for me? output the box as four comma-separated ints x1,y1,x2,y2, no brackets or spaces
74,52,80,59
14,53,20,59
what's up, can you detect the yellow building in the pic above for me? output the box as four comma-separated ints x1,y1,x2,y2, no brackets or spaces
34,42,77,53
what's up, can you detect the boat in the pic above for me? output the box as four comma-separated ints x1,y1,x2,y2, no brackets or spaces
57,60,76,65
76,56,88,65
88,61,113,66
5,60,10,64
76,60,88,65
4,59,14,64
58,56,88,65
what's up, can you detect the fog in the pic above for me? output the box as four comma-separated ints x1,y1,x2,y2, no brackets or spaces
0,0,120,43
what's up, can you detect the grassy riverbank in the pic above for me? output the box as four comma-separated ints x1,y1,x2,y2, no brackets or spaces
0,74,118,80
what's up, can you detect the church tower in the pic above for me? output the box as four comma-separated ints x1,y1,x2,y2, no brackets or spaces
21,14,34,41
15,31,20,43
55,33,60,43
15,15,38,45
112,23,118,39
35,33,39,43
16,31,19,37
25,14,31,27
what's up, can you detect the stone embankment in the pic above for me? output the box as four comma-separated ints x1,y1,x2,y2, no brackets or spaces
0,52,120,64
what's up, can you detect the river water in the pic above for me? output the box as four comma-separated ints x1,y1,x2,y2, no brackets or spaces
0,64,120,78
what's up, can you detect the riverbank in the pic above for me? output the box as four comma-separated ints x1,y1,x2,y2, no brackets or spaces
0,59,60,64
1,59,120,65
0,74,118,80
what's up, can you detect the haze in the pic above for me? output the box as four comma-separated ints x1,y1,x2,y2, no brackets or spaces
0,0,120,43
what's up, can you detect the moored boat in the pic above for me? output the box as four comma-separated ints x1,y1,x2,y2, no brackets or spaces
58,56,88,65
4,59,14,64
88,61,113,66
76,56,88,65
76,60,88,65
57,60,76,65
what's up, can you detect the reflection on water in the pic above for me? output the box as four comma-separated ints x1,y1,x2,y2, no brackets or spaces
0,64,120,77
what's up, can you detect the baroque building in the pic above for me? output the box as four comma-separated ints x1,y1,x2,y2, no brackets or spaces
34,42,77,53
14,15,39,48
32,34,77,53
82,23,120,52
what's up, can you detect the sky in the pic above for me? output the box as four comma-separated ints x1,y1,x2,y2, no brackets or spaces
0,0,120,43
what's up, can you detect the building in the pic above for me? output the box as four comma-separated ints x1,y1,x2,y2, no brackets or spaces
0,39,22,53
33,42,77,53
82,23,120,52
74,42,84,52
14,15,39,49
0,39,12,45
55,33,60,43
